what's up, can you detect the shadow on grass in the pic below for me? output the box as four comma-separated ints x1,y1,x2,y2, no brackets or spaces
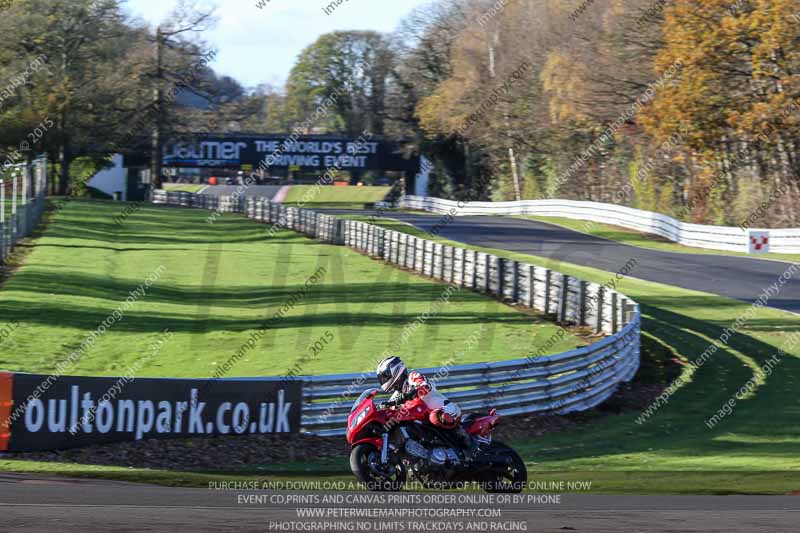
0,296,535,334
3,270,477,309
41,201,293,246
516,302,800,471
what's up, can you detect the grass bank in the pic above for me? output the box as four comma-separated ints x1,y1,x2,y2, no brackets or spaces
282,185,390,208
163,183,208,193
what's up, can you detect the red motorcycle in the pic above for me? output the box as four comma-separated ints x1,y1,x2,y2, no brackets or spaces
346,388,527,492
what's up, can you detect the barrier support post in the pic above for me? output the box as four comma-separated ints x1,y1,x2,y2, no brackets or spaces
544,270,552,314
578,280,588,326
558,274,570,323
497,258,505,299
527,265,535,309
483,254,491,293
611,293,619,334
511,261,519,302
594,287,605,333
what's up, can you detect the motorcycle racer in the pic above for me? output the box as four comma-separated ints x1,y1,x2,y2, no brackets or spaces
376,356,477,457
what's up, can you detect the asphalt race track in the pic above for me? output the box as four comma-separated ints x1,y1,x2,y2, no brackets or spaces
2,474,799,533
200,192,799,314
328,210,800,314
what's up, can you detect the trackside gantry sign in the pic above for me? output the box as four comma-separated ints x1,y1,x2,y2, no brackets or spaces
0,372,302,451
163,134,420,172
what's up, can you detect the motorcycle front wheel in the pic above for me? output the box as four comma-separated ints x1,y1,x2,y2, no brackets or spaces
349,443,407,492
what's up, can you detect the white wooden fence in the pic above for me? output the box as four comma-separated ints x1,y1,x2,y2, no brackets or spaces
400,195,800,255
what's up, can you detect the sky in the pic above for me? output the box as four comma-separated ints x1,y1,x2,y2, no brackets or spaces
125,0,433,89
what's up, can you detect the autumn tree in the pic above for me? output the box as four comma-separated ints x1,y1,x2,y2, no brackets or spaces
641,0,800,225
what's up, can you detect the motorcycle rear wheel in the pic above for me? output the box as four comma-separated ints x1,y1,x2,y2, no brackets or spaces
350,443,407,492
479,442,527,494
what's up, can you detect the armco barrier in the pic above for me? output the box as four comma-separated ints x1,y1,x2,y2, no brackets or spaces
154,190,641,437
399,195,800,255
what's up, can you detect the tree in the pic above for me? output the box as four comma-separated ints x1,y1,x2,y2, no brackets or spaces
285,31,395,136
0,0,142,194
389,0,484,198
146,0,216,189
641,0,800,225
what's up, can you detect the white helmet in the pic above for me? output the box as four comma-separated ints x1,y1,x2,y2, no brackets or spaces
376,356,407,392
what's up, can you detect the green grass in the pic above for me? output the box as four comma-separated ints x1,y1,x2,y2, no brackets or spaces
520,215,800,264
0,458,352,488
283,185,390,206
163,183,207,193
332,215,800,494
2,462,796,495
0,199,580,379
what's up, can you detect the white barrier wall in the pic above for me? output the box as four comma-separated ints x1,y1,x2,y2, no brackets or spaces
399,196,800,255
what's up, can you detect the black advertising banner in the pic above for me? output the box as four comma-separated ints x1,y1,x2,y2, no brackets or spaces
162,135,420,172
0,372,303,451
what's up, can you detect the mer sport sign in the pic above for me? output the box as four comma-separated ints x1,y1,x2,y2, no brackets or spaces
163,134,420,172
